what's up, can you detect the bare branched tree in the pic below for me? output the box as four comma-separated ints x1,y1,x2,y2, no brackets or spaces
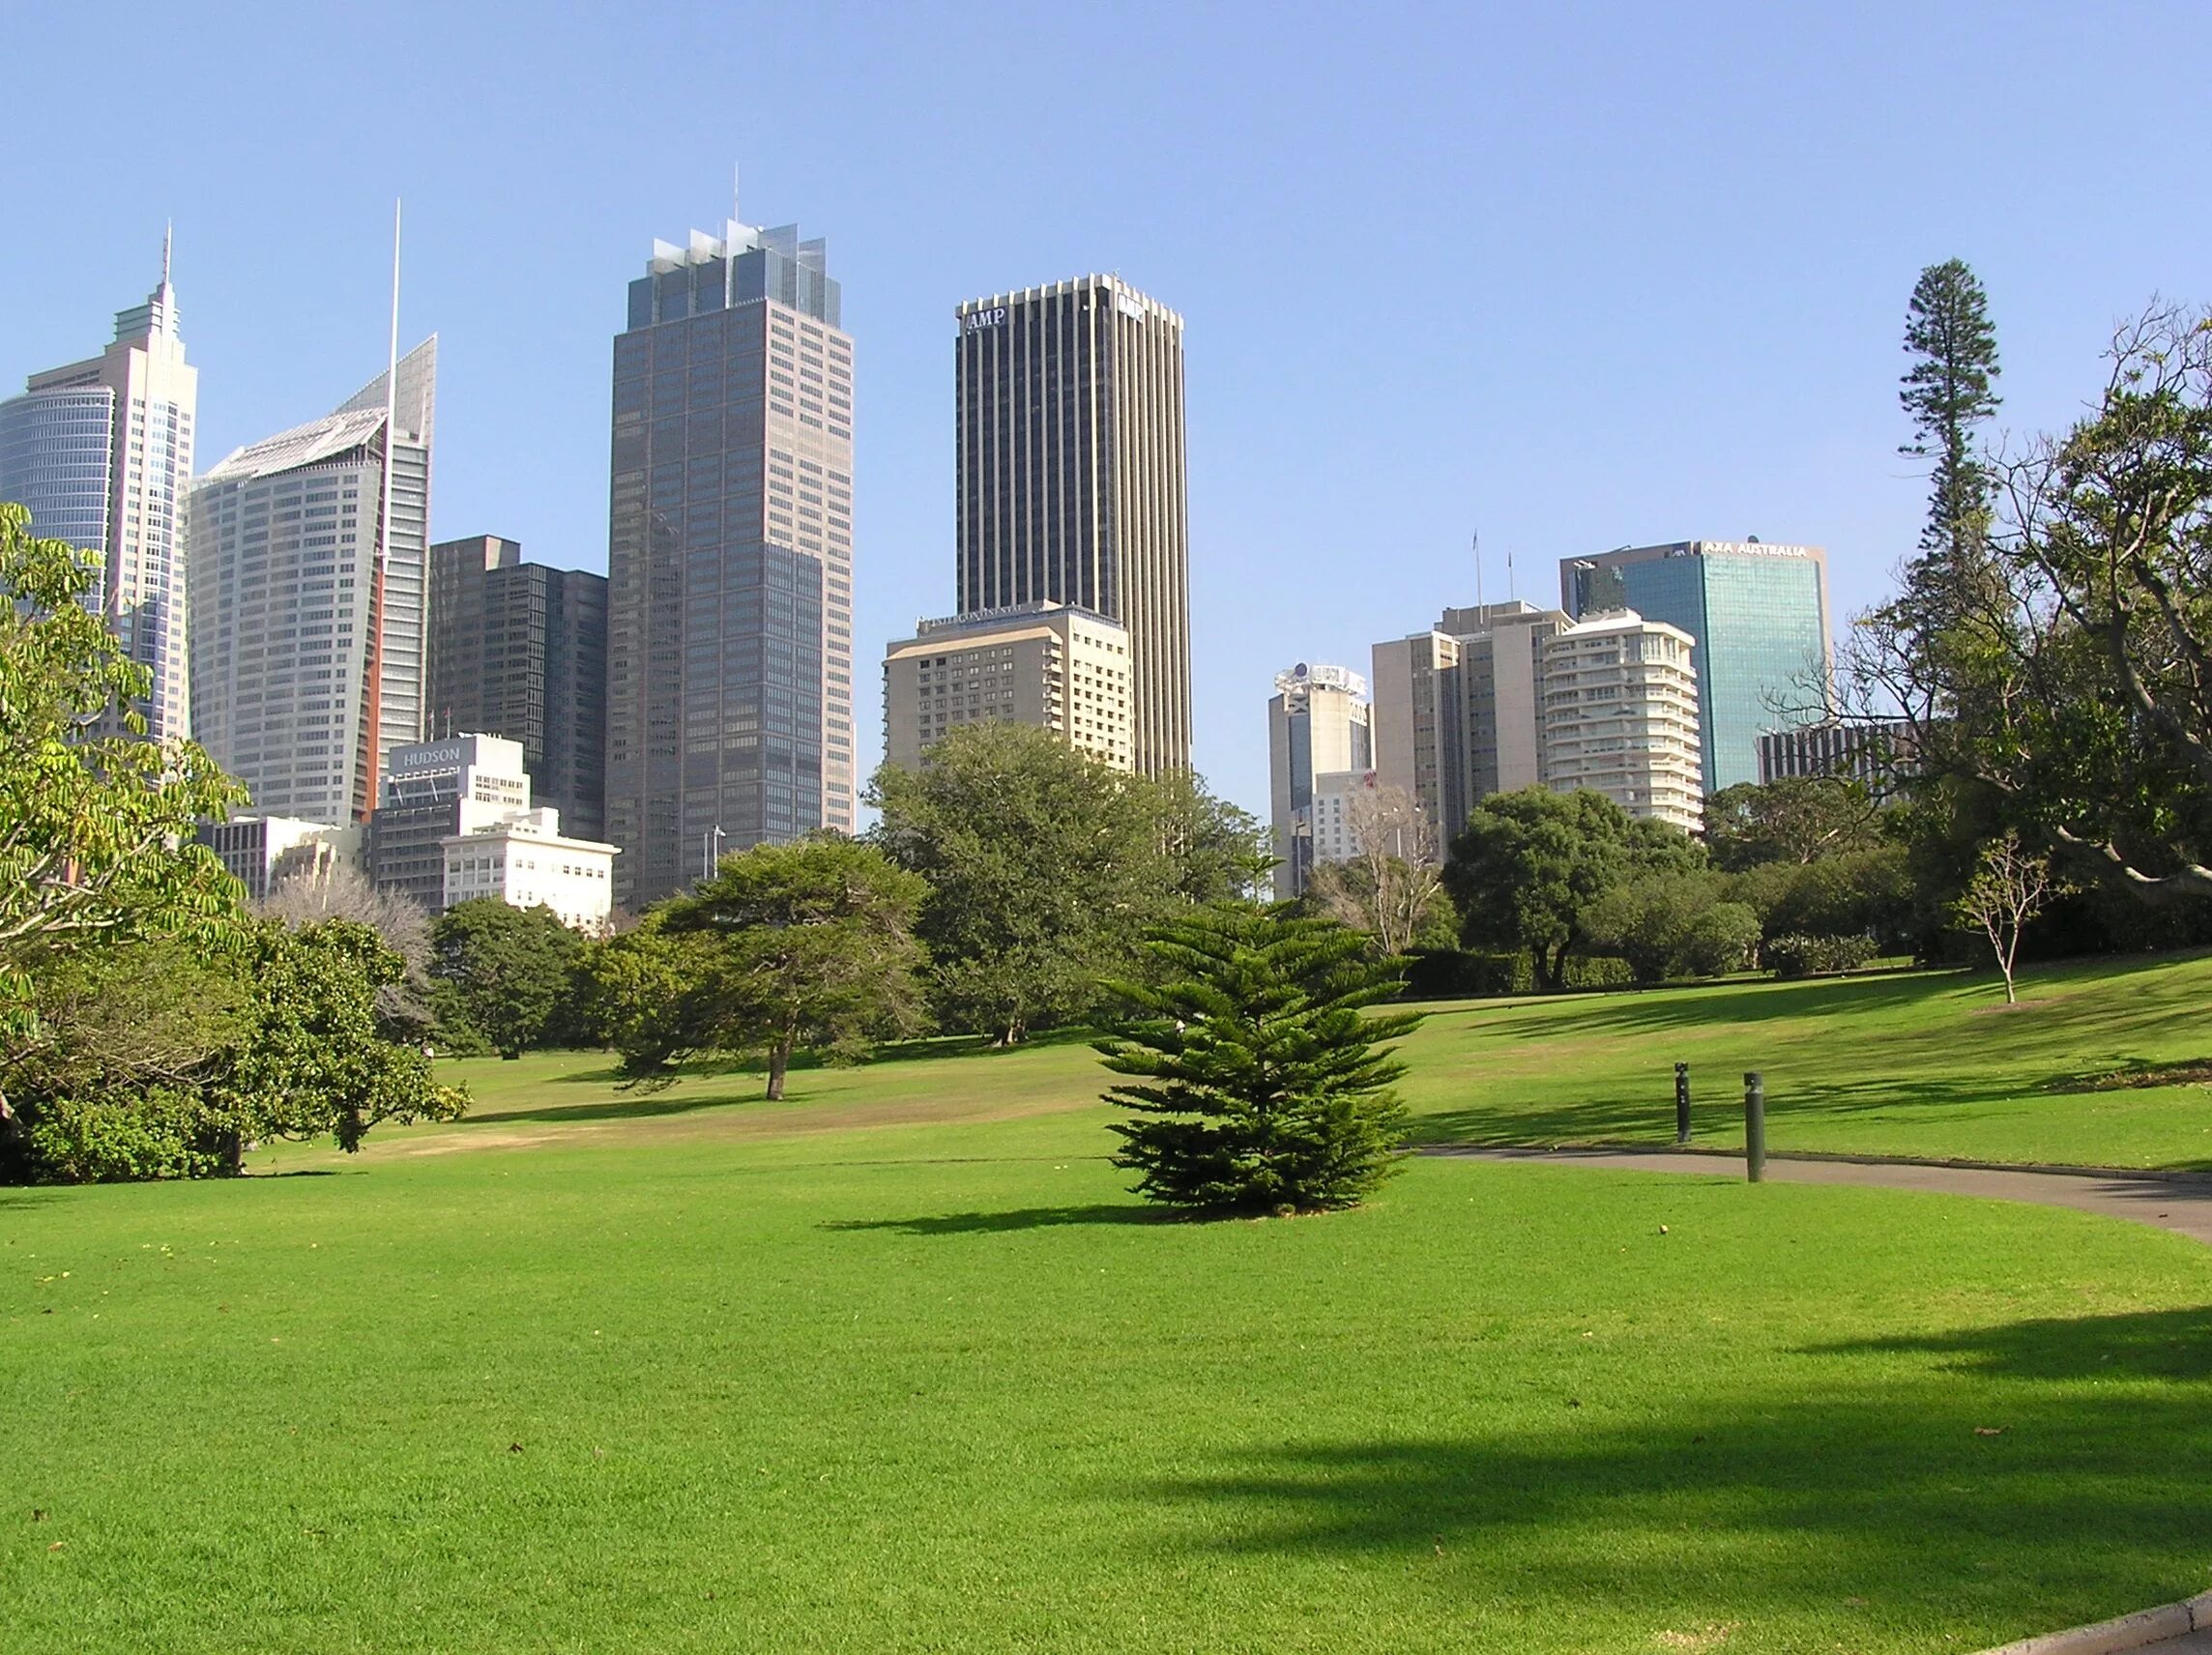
1951,831,2057,1003
1310,783,1444,957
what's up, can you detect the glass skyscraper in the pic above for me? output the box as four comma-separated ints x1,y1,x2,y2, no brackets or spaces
0,249,196,737
605,216,855,909
1560,539,1829,794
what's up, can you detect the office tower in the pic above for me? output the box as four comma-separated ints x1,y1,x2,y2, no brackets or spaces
955,274,1190,775
882,600,1131,773
188,340,437,825
606,215,854,909
1560,539,1829,792
1266,663,1372,899
440,812,617,933
366,733,534,912
427,535,609,841
0,245,196,736
1369,628,1463,846
1540,612,1703,830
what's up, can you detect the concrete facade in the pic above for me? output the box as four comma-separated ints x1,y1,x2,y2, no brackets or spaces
1540,611,1703,829
955,275,1189,775
441,808,617,933
1266,662,1372,899
881,601,1131,772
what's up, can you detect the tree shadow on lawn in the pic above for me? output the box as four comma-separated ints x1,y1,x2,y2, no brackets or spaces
1122,1328,2212,1636
823,1204,1178,1235
464,1089,769,1127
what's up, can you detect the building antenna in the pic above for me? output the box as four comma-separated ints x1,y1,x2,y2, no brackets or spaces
1473,529,1483,610
380,198,400,571
161,219,173,287
1506,542,1517,601
732,161,742,228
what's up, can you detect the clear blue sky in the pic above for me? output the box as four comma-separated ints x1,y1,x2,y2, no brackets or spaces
9,1,2208,820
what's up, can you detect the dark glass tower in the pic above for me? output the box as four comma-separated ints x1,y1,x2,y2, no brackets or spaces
605,217,854,909
426,535,609,842
955,274,1189,775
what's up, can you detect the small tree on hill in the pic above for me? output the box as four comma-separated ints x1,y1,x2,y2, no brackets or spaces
1952,832,2058,1003
1096,909,1422,1215
659,837,928,1100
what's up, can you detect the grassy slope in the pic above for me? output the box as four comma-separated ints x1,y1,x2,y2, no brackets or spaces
7,998,2212,1651
1395,950,2212,1169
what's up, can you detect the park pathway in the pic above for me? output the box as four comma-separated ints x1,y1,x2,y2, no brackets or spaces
1424,1146,2212,1248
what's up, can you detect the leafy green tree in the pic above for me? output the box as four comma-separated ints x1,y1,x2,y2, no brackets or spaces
1096,908,1421,1215
869,723,1165,1043
1705,777,1885,872
572,921,721,1082
7,920,466,1181
1581,871,1734,985
659,838,928,1100
0,503,246,1113
1140,768,1276,905
429,899,582,1059
1442,788,1702,992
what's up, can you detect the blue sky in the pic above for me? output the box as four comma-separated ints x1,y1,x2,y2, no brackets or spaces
8,1,2208,819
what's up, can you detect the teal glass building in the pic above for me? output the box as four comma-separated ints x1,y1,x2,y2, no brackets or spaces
1560,540,1829,794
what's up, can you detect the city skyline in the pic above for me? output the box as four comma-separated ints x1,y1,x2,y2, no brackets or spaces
9,5,2212,823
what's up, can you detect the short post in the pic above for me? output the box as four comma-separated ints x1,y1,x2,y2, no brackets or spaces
1674,1062,1691,1146
1743,1071,1766,1183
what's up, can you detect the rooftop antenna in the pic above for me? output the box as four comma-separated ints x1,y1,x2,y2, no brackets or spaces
1473,530,1483,611
1506,542,1518,601
732,161,742,231
160,220,173,287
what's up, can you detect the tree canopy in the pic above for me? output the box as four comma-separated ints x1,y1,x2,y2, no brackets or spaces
429,899,583,1059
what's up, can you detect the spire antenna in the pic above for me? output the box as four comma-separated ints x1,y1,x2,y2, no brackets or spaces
1473,529,1483,611
161,220,173,286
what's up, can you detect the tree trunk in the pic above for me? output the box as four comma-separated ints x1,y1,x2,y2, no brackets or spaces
767,1032,793,1101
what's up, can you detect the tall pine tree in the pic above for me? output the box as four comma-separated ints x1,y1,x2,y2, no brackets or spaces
1897,260,2003,641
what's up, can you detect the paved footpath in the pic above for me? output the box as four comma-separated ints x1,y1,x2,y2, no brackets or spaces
1423,1146,2212,1248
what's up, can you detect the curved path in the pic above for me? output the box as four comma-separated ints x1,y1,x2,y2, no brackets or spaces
1424,1146,2212,1248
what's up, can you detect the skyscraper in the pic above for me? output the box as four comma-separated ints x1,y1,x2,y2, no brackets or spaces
187,339,437,825
0,244,196,737
427,535,609,842
1560,539,1829,793
1266,663,1372,899
955,274,1190,775
605,215,855,909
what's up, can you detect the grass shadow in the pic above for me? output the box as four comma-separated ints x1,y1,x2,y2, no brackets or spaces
823,1203,1179,1235
1813,1304,2212,1382
466,1089,764,1127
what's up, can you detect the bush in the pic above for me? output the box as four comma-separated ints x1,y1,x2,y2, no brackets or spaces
1762,933,1878,979
20,1088,226,1182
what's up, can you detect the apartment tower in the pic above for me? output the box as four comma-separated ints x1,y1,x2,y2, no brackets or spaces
187,339,437,824
955,274,1189,775
1266,662,1373,899
0,244,196,737
427,535,609,842
606,215,855,909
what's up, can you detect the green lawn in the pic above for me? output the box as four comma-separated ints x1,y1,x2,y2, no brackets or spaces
1395,949,2212,1170
8,967,2212,1652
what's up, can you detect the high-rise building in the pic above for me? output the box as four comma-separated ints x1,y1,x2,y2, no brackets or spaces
188,340,436,825
1540,611,1703,831
194,815,364,901
1560,540,1829,793
1372,598,1705,845
1266,663,1372,899
1758,719,1919,787
955,274,1189,775
0,245,196,737
882,601,1131,772
606,215,854,910
427,535,609,842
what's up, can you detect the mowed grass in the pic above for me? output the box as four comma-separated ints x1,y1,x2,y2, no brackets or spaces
1395,949,2212,1169
7,1002,2212,1652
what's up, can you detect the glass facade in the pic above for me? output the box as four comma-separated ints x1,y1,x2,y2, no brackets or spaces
1565,544,1827,793
0,388,115,607
606,218,849,909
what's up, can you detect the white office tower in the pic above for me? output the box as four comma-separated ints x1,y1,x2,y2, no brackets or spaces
440,811,617,933
0,245,197,737
188,339,437,825
1266,662,1372,899
1539,611,1703,830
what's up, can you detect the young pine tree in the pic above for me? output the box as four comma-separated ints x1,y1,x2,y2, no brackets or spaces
1096,909,1422,1215
1898,260,2004,653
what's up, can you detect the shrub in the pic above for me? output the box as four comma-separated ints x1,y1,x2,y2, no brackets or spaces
1763,933,1878,979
